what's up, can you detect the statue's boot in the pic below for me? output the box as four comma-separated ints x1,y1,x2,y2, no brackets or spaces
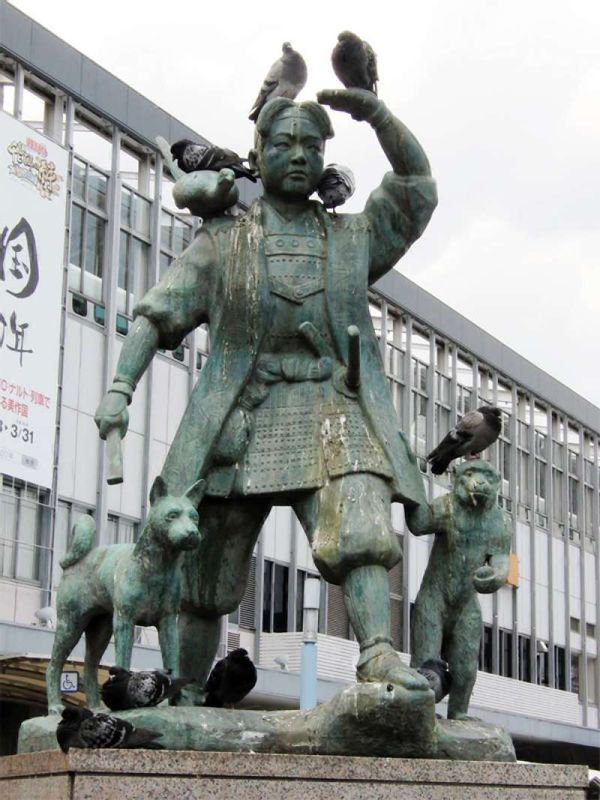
342,564,430,691
173,612,221,706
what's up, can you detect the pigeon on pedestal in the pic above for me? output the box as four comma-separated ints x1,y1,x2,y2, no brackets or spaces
204,648,257,708
56,706,163,752
101,666,190,711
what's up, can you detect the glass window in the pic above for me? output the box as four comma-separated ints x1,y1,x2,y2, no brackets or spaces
0,480,47,582
518,635,531,682
69,204,84,267
262,560,290,633
84,213,105,277
88,167,107,210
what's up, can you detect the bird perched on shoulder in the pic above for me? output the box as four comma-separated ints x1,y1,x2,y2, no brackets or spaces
317,164,355,213
204,648,257,708
427,406,502,475
170,140,257,182
100,666,190,711
331,31,378,95
56,706,163,752
416,658,452,703
248,42,307,122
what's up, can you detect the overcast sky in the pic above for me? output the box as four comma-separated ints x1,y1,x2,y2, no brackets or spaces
10,0,600,407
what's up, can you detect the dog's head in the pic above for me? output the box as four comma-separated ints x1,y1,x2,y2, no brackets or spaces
146,476,205,552
453,460,500,512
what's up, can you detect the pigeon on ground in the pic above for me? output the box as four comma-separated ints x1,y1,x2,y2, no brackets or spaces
416,658,452,703
101,666,190,711
427,406,503,475
203,648,257,708
317,163,355,213
170,140,257,182
248,42,307,122
331,31,378,95
56,706,163,752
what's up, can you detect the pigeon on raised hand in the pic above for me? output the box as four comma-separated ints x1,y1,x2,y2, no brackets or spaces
204,648,257,708
56,707,163,752
416,658,452,703
317,164,355,213
248,42,307,122
427,406,503,475
170,140,257,182
101,666,190,711
331,31,378,95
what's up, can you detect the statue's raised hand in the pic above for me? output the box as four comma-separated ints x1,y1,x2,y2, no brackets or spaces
317,88,381,122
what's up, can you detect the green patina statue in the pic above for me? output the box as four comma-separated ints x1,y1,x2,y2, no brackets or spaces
406,460,512,719
95,87,438,704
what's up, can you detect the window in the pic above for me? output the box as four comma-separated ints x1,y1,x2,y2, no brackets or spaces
262,560,289,633
68,158,109,302
518,634,531,682
554,645,566,690
479,624,493,673
118,187,151,317
106,514,139,545
499,629,513,677
159,210,194,279
0,478,49,582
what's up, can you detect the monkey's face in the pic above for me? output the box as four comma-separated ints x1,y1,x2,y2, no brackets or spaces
453,460,500,510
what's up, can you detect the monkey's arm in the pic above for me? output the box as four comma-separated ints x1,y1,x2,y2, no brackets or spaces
405,495,449,537
473,516,511,594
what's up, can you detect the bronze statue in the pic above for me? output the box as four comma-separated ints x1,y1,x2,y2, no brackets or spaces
95,87,438,705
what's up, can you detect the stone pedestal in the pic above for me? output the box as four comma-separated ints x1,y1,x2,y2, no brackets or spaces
0,750,589,799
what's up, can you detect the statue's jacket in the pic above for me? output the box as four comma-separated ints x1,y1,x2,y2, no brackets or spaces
135,172,437,505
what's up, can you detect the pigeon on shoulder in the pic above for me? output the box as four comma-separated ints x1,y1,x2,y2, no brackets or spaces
317,164,355,213
101,666,190,711
331,31,378,95
248,42,307,122
204,648,257,708
427,406,502,475
56,706,163,752
170,140,256,182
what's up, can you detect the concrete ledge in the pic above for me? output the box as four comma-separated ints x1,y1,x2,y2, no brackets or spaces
1,750,589,799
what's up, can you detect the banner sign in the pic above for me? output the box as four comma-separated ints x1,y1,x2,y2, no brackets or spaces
0,110,68,488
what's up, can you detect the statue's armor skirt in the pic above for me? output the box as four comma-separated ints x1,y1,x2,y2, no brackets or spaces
206,219,391,497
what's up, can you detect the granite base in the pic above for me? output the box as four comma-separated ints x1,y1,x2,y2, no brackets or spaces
0,750,589,799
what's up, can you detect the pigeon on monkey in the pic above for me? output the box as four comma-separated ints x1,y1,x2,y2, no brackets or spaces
317,164,355,213
56,706,163,752
204,648,257,708
101,666,190,711
427,406,503,475
331,31,378,95
170,140,257,182
248,42,307,122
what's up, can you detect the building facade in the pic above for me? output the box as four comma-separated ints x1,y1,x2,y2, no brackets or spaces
0,1,598,765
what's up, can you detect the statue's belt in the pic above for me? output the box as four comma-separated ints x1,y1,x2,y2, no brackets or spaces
255,354,333,384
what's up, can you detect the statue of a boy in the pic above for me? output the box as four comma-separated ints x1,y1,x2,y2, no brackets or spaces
95,88,437,704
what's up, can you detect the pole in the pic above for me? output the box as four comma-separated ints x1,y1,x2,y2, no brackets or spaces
300,577,320,710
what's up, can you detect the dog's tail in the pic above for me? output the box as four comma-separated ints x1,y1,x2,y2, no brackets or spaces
59,514,96,569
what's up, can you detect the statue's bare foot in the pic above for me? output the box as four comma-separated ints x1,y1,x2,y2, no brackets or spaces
356,643,430,691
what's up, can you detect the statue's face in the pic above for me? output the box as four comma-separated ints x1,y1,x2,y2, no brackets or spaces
257,113,325,199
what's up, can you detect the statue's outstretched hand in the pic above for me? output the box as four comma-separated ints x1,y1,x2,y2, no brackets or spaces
95,391,129,441
317,88,381,122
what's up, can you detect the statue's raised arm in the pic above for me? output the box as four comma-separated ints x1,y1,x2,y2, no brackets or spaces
318,87,437,283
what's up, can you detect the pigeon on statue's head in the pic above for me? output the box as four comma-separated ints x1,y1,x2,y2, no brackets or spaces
331,31,378,95
427,406,503,475
248,42,307,122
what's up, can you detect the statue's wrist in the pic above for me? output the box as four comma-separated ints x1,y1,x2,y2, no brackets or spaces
109,376,135,405
367,102,393,131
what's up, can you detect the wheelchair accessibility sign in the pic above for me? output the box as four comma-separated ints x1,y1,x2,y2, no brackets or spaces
60,671,80,693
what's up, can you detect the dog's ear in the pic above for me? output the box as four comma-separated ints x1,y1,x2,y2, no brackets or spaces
185,479,207,509
149,475,168,506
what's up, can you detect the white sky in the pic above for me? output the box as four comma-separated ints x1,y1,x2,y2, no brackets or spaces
9,0,600,407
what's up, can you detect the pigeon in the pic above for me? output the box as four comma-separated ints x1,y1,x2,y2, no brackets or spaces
203,648,257,708
170,140,257,182
427,406,503,475
56,706,163,752
100,666,190,711
248,42,307,122
416,658,452,703
331,31,378,95
317,164,355,213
